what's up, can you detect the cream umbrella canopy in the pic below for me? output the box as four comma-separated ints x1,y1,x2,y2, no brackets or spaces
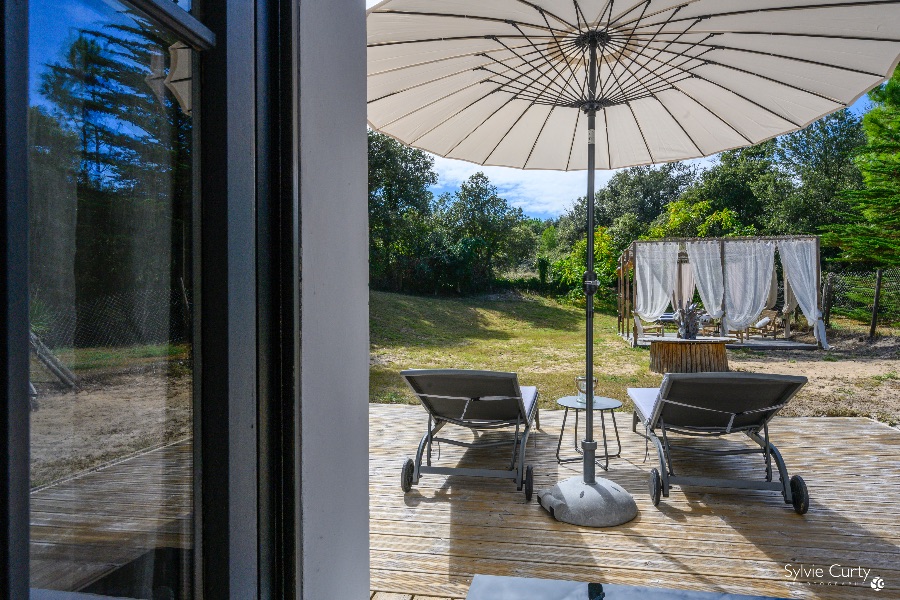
368,0,900,526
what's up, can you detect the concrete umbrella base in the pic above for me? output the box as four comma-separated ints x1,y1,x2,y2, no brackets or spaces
537,476,638,527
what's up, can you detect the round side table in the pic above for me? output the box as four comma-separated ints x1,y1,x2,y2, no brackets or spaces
555,396,623,471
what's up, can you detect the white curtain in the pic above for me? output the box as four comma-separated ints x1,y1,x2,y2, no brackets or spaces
783,277,798,338
685,241,724,319
672,261,696,310
634,242,679,322
766,265,778,310
724,240,776,330
778,239,829,349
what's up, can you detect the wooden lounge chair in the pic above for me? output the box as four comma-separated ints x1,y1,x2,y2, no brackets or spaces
633,314,664,339
628,372,810,514
746,310,780,339
400,369,539,500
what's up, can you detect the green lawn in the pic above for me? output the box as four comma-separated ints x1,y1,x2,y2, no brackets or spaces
370,290,662,412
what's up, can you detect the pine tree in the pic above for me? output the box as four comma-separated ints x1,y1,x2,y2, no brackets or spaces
825,68,900,266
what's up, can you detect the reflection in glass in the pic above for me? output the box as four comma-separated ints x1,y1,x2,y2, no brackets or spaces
28,1,195,597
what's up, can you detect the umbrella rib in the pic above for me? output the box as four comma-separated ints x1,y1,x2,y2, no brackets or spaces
625,100,656,163
692,58,848,106
509,22,585,103
368,35,558,49
628,0,900,30
443,96,520,156
685,40,888,78
480,53,582,106
367,39,537,77
487,36,582,102
540,11,588,94
687,71,804,128
572,0,588,32
565,111,580,171
605,31,712,98
603,35,705,156
607,0,667,29
523,106,558,168
599,0,651,100
484,52,587,165
698,30,900,43
482,102,540,165
376,80,492,130
597,0,615,27
670,85,760,146
603,109,611,170
513,0,578,30
605,38,712,101
407,90,501,146
374,10,558,35
602,5,686,102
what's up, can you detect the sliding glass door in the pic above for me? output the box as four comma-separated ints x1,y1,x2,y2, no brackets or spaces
28,1,198,596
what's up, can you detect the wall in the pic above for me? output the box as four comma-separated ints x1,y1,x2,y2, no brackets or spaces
298,0,370,597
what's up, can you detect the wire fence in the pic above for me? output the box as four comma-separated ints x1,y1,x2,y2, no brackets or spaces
30,287,192,351
823,268,900,328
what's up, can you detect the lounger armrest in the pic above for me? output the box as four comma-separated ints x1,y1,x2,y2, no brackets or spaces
627,387,661,426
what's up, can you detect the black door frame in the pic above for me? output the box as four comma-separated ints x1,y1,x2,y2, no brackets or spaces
0,0,299,597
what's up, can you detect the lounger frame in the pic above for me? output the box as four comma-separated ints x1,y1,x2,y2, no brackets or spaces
401,369,539,491
630,373,807,505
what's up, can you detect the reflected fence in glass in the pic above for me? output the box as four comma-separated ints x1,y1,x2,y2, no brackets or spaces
28,0,196,597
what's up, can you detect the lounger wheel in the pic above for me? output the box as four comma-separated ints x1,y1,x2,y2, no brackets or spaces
790,475,809,515
401,458,415,493
649,468,662,507
523,465,534,502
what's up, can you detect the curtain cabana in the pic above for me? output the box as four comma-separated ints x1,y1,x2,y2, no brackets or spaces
617,236,827,349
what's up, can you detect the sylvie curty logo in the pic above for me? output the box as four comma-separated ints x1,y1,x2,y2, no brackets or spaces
871,576,885,591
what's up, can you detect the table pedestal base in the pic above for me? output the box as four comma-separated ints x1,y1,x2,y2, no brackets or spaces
538,477,637,527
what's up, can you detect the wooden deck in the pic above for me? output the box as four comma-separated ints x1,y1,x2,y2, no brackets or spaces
370,404,900,599
30,440,193,592
29,405,899,598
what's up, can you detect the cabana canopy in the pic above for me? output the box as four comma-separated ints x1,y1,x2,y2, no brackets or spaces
617,235,827,349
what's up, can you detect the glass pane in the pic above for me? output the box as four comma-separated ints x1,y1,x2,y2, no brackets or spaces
28,0,196,597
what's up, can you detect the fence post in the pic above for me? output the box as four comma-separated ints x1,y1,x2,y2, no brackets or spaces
870,268,884,340
822,272,834,328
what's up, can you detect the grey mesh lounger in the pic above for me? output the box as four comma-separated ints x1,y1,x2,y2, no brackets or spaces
628,372,810,514
400,369,539,501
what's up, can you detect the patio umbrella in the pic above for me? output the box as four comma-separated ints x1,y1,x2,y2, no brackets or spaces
367,0,900,526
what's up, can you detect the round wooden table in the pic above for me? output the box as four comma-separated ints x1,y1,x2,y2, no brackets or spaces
648,337,730,374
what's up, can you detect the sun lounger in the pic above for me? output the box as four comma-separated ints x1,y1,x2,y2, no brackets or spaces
628,372,810,514
400,369,539,500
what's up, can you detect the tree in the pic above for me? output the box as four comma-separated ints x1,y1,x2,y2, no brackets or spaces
825,68,900,266
767,110,865,234
677,142,777,232
648,199,755,239
607,212,644,255
36,18,194,346
556,163,696,249
368,130,438,288
439,172,529,287
551,227,618,303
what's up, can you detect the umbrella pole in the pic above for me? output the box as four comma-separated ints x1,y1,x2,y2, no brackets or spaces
582,41,598,486
537,34,637,527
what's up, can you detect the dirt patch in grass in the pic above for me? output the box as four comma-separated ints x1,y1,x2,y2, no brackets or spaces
729,330,900,425
30,364,192,489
